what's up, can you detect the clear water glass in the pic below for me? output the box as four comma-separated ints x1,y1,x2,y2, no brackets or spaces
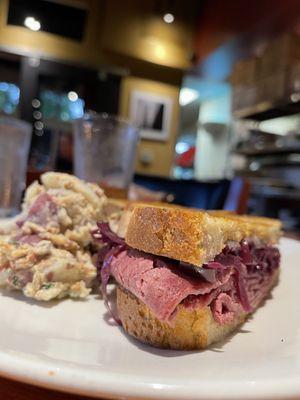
73,113,139,196
0,117,32,217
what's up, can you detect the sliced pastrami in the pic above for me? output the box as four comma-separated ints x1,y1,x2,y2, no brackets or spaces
110,250,233,322
211,292,239,324
94,224,280,326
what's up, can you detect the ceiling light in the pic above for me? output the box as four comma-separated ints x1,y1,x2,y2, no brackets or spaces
34,121,44,130
163,13,174,23
32,99,40,108
68,91,78,102
290,93,300,103
179,88,198,106
24,16,41,31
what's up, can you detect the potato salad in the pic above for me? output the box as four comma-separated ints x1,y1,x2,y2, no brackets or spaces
0,172,108,301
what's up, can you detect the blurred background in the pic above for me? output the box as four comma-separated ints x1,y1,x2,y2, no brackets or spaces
0,0,300,232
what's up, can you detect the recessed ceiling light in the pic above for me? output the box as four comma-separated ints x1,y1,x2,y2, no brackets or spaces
24,16,41,31
163,13,174,23
68,91,78,102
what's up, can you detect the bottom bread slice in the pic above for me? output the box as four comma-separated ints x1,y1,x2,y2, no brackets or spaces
116,270,279,350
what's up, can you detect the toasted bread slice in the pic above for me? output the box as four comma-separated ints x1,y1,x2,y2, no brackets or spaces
109,202,234,240
117,268,279,350
124,206,281,267
117,286,247,350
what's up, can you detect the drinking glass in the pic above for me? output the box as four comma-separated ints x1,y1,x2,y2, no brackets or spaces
0,117,32,217
73,113,139,197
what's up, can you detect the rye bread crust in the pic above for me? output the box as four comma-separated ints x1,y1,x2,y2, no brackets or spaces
125,206,282,266
117,269,279,350
117,286,246,350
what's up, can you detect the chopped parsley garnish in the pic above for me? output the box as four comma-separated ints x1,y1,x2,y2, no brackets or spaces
9,239,19,246
12,276,19,286
41,283,54,290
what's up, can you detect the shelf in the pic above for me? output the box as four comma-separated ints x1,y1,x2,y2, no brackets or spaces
234,145,300,157
233,99,300,121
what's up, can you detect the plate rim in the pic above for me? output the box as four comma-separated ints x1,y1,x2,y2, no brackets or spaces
1,350,300,400
0,237,299,400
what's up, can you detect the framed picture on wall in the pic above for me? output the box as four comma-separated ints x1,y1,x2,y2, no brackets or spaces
129,90,173,141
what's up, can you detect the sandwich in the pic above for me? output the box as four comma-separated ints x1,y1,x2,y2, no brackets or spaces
94,205,281,350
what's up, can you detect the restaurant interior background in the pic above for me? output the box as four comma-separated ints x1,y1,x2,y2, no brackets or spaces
0,0,300,232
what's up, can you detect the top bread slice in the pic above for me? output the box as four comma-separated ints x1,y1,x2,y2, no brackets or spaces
123,205,282,267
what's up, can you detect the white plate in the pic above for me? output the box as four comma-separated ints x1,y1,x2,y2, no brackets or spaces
0,237,299,400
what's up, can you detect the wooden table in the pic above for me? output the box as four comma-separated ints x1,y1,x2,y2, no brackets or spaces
0,376,100,400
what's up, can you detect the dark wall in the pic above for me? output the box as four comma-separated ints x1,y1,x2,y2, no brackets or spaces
194,0,300,62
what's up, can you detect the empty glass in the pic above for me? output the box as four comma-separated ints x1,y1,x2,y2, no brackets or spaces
73,113,139,197
0,117,32,217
